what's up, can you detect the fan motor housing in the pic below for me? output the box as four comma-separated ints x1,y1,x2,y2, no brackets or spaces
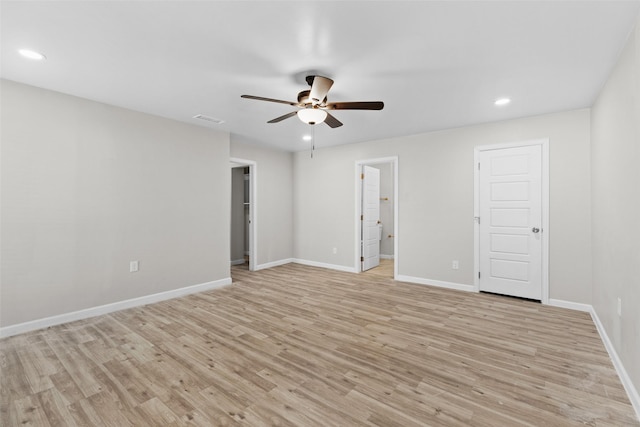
297,90,311,104
298,90,327,106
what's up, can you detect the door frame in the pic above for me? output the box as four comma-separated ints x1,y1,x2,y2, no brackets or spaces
354,156,399,278
230,157,257,272
473,139,549,303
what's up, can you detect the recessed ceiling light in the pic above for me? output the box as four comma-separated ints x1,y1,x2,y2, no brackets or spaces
494,97,511,106
18,49,46,61
302,135,312,141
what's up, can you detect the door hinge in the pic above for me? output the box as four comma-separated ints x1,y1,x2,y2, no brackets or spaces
361,256,364,262
360,214,363,220
361,173,364,179
478,162,480,170
478,271,481,279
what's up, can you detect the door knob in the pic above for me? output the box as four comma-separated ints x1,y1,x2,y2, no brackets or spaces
532,227,540,233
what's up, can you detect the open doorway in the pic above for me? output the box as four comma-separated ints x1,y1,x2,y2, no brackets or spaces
355,157,398,279
230,158,257,272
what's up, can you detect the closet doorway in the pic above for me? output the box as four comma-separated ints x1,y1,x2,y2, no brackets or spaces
230,158,257,271
355,157,398,279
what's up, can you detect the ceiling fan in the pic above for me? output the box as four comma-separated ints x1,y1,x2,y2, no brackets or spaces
241,75,384,128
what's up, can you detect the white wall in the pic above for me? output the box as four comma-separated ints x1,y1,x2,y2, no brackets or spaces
230,139,293,267
591,14,640,400
0,80,231,327
293,109,591,303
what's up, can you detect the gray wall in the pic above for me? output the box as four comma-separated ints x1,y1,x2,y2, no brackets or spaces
591,14,640,397
1,80,231,327
230,139,293,267
293,109,592,304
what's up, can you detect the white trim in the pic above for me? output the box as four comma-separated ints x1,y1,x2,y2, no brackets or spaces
255,258,293,271
380,254,395,260
230,158,257,272
0,278,232,338
590,307,640,421
230,259,246,266
396,275,475,293
541,140,550,304
548,298,591,312
355,156,399,279
293,258,358,273
473,138,550,304
473,148,480,291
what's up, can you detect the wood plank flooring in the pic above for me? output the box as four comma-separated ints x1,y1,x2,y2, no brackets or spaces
363,259,394,278
1,263,638,426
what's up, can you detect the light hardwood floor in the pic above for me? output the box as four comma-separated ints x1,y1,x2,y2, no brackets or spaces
363,259,394,278
1,263,637,426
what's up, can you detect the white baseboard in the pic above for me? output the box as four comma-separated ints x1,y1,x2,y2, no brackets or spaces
548,298,592,312
590,307,640,421
292,258,357,273
395,275,475,292
255,258,293,271
0,277,232,339
230,259,246,266
380,254,395,260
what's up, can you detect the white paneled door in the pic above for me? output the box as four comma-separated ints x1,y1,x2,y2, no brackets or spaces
479,145,543,300
362,165,380,271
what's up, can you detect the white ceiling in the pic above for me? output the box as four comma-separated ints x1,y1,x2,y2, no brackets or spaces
2,1,639,152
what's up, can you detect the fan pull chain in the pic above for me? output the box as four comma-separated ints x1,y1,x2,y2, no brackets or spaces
310,124,315,159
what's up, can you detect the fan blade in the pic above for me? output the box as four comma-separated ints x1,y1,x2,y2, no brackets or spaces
267,111,298,123
323,112,343,128
309,76,334,105
325,101,384,110
241,95,299,107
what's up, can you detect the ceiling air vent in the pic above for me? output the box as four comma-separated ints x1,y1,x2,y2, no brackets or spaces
193,114,225,124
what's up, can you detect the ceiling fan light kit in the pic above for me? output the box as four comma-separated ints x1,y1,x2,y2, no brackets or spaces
241,75,384,129
297,108,327,125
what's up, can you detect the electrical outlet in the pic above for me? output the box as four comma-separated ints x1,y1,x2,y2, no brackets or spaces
332,247,338,254
130,261,139,273
617,297,622,316
452,260,459,270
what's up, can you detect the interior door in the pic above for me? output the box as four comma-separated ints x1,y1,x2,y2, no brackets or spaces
479,145,542,300
362,165,380,271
